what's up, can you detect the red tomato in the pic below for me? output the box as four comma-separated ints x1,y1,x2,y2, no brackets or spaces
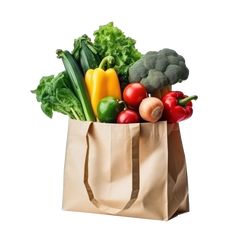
123,83,148,108
117,110,140,124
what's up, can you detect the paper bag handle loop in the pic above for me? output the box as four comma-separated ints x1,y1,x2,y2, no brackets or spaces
83,122,140,215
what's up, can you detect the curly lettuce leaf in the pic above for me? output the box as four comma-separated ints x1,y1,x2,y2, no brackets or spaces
93,22,141,79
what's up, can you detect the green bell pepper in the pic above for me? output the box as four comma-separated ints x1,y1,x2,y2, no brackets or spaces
97,96,124,123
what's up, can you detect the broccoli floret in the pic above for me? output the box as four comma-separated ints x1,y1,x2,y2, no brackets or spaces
128,48,189,93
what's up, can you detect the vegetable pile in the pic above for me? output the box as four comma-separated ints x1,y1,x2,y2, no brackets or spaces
32,22,197,124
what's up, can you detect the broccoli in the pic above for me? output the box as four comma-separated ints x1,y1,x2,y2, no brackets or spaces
128,49,189,93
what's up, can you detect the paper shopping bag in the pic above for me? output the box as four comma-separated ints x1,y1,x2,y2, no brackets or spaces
62,119,189,220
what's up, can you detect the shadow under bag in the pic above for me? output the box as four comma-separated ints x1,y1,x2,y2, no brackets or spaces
63,119,189,220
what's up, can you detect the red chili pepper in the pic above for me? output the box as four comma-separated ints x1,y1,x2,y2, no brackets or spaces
161,91,198,123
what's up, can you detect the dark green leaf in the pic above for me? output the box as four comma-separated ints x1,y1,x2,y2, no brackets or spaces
41,103,53,118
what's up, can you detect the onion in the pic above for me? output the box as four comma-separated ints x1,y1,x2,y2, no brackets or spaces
139,97,164,123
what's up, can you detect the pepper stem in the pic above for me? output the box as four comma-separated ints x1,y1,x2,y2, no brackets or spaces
178,95,198,106
99,56,114,69
118,100,126,108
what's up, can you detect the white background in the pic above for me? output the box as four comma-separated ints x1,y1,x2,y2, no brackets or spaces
0,0,235,235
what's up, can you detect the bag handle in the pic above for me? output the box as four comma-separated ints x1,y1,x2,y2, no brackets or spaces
83,122,140,214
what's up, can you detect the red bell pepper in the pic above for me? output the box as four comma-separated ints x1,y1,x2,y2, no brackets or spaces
161,91,198,123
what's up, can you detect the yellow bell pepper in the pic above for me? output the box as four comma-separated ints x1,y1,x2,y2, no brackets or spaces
85,56,122,116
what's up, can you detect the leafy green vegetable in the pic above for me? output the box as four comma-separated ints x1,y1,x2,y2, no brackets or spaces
93,22,141,80
31,72,85,120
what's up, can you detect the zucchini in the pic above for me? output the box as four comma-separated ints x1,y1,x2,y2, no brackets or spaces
56,50,96,121
72,35,100,75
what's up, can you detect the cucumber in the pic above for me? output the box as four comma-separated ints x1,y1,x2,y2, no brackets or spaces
56,50,96,121
72,35,100,75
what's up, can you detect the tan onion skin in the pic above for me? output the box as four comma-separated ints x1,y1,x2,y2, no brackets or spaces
139,97,164,123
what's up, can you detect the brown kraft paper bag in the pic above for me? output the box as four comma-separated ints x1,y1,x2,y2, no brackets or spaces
62,119,189,220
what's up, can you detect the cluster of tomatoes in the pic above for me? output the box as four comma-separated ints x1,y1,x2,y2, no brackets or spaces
117,83,148,123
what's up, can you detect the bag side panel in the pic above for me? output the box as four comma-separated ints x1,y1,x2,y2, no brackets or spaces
167,123,189,219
